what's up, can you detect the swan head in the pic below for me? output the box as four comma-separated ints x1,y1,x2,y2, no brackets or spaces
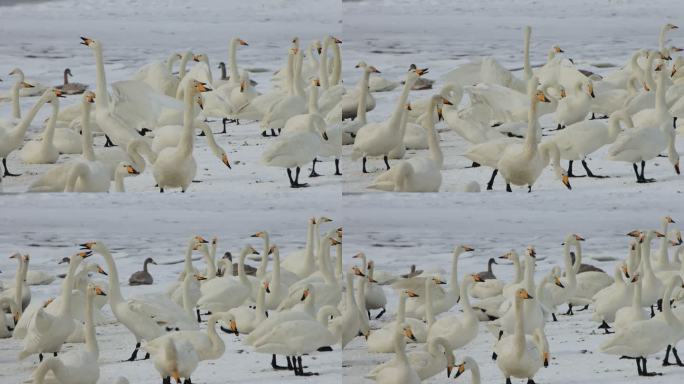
553,45,564,53
192,53,208,63
235,38,249,46
665,23,679,31
194,235,209,245
336,227,343,238
300,286,311,301
665,216,676,225
94,264,108,276
83,91,96,104
351,266,366,277
408,64,428,77
516,288,533,300
8,252,21,260
526,246,536,258
536,89,550,103
88,284,107,297
317,216,333,224
431,276,447,285
404,289,419,298
454,356,478,379
454,244,475,255
553,276,565,288
251,231,267,239
312,78,321,87
193,274,207,282
670,230,683,246
402,325,416,341
330,36,342,44
79,36,97,48
43,298,55,308
262,280,270,294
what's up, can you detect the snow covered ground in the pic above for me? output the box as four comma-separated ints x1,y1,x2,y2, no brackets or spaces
0,193,683,383
1,0,684,383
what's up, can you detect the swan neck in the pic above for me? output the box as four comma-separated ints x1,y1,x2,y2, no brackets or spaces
390,77,415,129
11,94,50,139
256,235,270,278
357,69,370,123
426,99,443,167
93,44,109,109
425,281,435,326
84,292,98,355
308,84,319,114
43,100,59,143
513,296,526,354
229,40,240,83
397,294,407,323
523,27,532,80
100,245,124,304
330,42,342,86
205,314,225,358
319,40,330,90
633,279,642,308
255,284,266,322
176,86,196,158
11,82,21,119
81,102,96,161
272,248,281,287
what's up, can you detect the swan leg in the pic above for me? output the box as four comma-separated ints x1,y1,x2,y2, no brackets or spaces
552,313,558,322
567,160,585,178
198,129,206,137
295,356,318,376
577,305,590,311
598,320,613,334
261,130,271,137
468,161,481,168
383,155,390,170
506,378,512,384
287,168,295,187
640,357,662,376
582,160,607,178
638,161,656,183
104,135,116,147
664,345,674,366
309,158,321,177
527,185,532,193
375,308,386,319
39,353,43,362
505,183,512,193
367,310,371,320
126,342,141,361
291,167,309,188
271,128,279,137
486,169,498,190
270,354,289,370
362,157,368,173
527,380,536,384
183,378,192,384
221,118,229,134
672,347,684,366
2,158,21,177
565,304,574,315
163,377,171,384
334,159,342,176
196,309,202,323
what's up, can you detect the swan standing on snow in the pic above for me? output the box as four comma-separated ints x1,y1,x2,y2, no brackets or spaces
31,284,106,384
19,251,91,362
369,94,447,192
365,325,420,384
80,241,164,361
600,275,684,376
497,77,571,192
549,110,632,178
352,67,426,173
554,81,594,129
493,289,545,384
152,80,221,193
0,89,59,176
261,102,329,188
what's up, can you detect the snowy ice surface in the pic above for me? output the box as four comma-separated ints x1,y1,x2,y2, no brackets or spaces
1,0,684,383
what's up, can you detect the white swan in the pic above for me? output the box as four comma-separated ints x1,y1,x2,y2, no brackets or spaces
261,103,328,188
367,289,425,353
329,270,361,348
554,81,594,129
252,305,339,376
549,110,632,178
80,241,164,361
197,246,258,312
591,264,633,331
148,337,198,384
365,261,387,318
31,284,105,384
427,274,480,350
132,53,182,97
369,94,445,192
365,325,420,384
613,274,648,332
497,247,545,336
453,356,482,383
493,289,544,384
19,252,89,361
226,279,267,334
407,336,455,380
342,62,377,144
152,80,216,192
151,119,231,171
351,68,425,172
81,37,149,147
545,234,582,318
0,89,58,176
497,77,571,192
601,275,684,376
260,48,307,134
20,89,63,164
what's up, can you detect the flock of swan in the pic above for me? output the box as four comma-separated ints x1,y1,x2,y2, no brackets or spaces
2,214,684,383
1,22,682,193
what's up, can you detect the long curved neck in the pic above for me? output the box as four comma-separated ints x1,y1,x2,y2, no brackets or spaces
256,235,270,278
272,248,281,289
390,77,415,130
334,242,342,282
660,26,668,52
523,27,532,80
176,86,196,158
255,284,266,323
218,63,227,80
182,275,194,320
512,255,522,283
632,279,642,309
285,52,295,94
237,250,250,289
304,221,315,268
318,241,336,285
524,255,535,291
640,236,656,278
229,40,240,84
488,259,495,275
655,70,667,115
293,53,305,97
565,242,577,285
459,279,474,316
357,69,370,124
61,257,82,315
449,250,460,293
204,314,225,358
397,294,407,324
308,85,319,114
84,292,98,355
166,55,178,73
524,93,539,154
201,247,216,279
11,82,21,119
662,279,680,327
319,40,330,90
92,45,109,110
470,363,482,384
178,52,192,80
10,94,50,140
81,101,96,161
658,225,670,264
42,99,59,144
330,43,342,86
644,54,657,90
356,277,366,312
99,245,124,305
393,332,409,364
513,296,526,355
14,258,24,315
425,280,435,327
425,99,443,167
